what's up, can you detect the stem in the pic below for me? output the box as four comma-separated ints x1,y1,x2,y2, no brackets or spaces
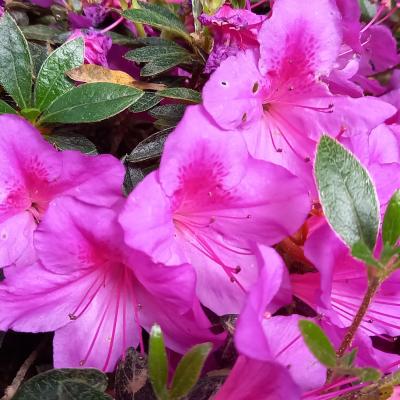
336,277,381,357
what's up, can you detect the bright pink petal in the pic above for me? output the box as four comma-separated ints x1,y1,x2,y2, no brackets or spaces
216,356,301,400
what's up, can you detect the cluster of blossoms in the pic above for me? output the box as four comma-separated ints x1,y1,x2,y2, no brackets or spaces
1,0,400,398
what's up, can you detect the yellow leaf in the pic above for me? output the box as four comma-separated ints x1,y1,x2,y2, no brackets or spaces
66,65,166,91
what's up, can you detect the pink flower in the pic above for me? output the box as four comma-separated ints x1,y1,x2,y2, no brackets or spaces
0,115,124,269
0,197,221,372
68,29,112,67
292,218,400,338
202,0,396,190
199,5,264,73
119,106,309,315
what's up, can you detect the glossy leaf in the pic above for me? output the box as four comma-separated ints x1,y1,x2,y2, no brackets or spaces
148,324,169,400
39,82,143,124
45,134,98,155
34,37,84,110
298,320,336,368
123,2,190,41
149,104,186,121
129,92,162,113
28,43,48,78
0,100,17,115
382,190,400,247
0,13,33,108
21,24,64,43
315,135,380,250
13,368,111,400
169,343,212,400
125,45,189,62
159,88,201,103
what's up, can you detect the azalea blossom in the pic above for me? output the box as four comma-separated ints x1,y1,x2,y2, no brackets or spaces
202,0,396,190
119,105,309,315
0,114,124,269
0,196,221,371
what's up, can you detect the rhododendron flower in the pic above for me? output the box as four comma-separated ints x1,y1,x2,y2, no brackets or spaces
0,197,220,371
292,219,400,338
68,29,112,67
202,0,396,189
199,5,264,73
0,115,124,269
119,106,309,315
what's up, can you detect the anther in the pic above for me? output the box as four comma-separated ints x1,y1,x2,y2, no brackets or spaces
69,313,77,320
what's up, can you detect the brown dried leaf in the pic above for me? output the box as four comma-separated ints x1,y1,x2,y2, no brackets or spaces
66,65,166,91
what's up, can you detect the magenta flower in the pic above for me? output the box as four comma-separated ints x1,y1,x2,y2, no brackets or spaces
68,29,112,67
0,196,220,371
119,106,309,315
202,0,396,189
0,115,124,269
199,5,264,73
292,218,400,338
215,355,301,400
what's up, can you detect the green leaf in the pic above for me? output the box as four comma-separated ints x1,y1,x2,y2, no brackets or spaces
39,82,143,124
338,348,358,368
20,108,41,122
148,324,169,400
351,240,382,269
335,366,381,382
298,320,337,368
129,92,162,113
45,134,98,155
149,104,186,121
141,54,192,76
28,43,48,78
34,37,84,110
125,45,188,62
159,88,201,103
0,13,33,108
169,343,212,400
21,24,64,43
382,190,400,247
13,368,112,400
315,135,380,250
123,2,190,41
131,37,179,46
127,129,170,163
0,99,17,114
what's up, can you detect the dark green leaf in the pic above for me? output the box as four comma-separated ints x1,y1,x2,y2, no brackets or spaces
131,37,179,46
315,135,380,250
115,348,156,400
107,31,136,46
129,92,162,113
351,240,382,269
183,375,225,400
298,320,336,368
123,165,145,195
0,99,17,114
149,104,186,121
34,37,84,110
123,2,190,41
13,368,111,400
21,24,64,43
159,88,201,103
28,43,48,78
39,82,143,124
170,343,212,400
0,13,33,108
45,133,98,155
141,54,192,76
383,190,400,247
127,129,171,163
148,324,169,400
125,45,188,63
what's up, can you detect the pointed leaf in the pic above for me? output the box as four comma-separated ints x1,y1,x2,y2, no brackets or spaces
45,134,98,155
0,100,17,115
169,343,212,400
34,37,84,110
159,88,201,103
351,240,382,269
127,129,170,163
298,320,337,368
129,92,162,113
0,13,33,108
148,324,169,400
39,82,143,124
315,135,380,250
382,190,400,247
123,2,190,41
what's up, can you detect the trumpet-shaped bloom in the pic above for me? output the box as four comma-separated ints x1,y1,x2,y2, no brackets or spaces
202,0,396,189
0,114,124,269
0,197,220,371
119,106,309,315
292,219,400,338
